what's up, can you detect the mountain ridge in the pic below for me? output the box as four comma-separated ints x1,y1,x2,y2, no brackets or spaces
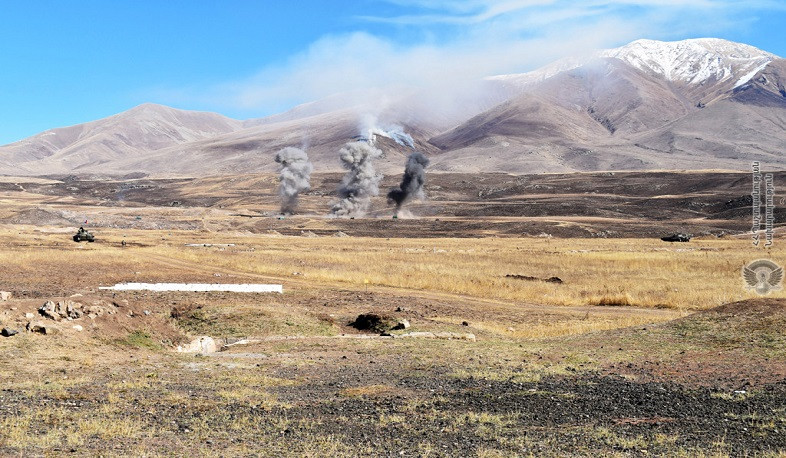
2,38,784,176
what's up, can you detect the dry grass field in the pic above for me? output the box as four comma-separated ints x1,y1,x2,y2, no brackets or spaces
0,172,784,456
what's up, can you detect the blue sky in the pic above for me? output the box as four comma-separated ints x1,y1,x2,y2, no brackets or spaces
1,0,785,145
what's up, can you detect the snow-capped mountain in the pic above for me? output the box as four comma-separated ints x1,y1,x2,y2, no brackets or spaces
603,38,777,85
1,38,784,176
490,38,778,91
433,38,786,173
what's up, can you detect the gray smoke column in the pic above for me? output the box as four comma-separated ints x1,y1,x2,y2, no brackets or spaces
275,147,313,214
387,152,429,215
330,141,384,217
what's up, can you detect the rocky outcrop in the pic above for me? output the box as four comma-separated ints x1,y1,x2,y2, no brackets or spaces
38,300,114,321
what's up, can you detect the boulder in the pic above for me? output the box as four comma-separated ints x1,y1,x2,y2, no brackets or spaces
392,319,410,330
0,291,11,301
66,302,83,319
27,321,60,335
55,301,68,317
1,328,18,337
39,301,61,321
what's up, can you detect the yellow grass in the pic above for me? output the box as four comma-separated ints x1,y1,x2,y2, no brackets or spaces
138,234,779,310
0,226,778,310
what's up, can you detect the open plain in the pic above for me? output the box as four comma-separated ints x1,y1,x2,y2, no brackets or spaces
0,171,785,456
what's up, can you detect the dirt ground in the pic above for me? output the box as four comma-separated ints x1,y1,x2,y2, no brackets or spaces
0,171,784,456
1,170,781,238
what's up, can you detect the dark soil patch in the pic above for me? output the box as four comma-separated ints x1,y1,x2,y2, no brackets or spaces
351,313,397,333
505,274,563,283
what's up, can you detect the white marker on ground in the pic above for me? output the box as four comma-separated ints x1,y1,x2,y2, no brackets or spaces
99,283,283,293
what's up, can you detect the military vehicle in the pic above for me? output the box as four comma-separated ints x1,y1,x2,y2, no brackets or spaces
660,233,691,242
73,227,95,243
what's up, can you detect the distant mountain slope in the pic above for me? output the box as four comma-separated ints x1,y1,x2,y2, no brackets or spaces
1,103,242,174
100,108,444,175
429,40,785,173
630,58,786,163
1,38,783,176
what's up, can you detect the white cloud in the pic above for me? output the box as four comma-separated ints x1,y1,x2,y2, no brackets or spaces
154,0,780,122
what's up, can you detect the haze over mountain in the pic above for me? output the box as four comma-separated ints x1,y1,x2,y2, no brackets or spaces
1,38,784,176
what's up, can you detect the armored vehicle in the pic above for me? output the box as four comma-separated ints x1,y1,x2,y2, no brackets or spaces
660,233,690,242
73,227,95,243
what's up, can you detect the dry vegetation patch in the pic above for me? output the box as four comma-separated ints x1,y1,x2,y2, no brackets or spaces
1,222,785,455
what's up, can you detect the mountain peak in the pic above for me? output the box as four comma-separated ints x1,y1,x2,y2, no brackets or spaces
121,102,173,113
490,38,778,89
605,38,777,85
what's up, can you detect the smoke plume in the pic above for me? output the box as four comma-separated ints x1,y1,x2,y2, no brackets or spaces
387,152,429,215
359,114,415,148
330,140,384,217
275,147,313,214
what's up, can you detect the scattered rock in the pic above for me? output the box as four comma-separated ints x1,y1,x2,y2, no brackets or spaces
25,312,34,319
0,291,11,301
1,328,18,337
39,301,60,321
72,325,83,332
462,321,470,326
27,321,59,335
84,305,106,318
37,299,113,321
66,302,83,319
143,310,151,316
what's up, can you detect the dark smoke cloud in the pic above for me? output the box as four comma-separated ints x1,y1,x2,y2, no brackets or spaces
387,152,429,215
275,147,313,214
330,141,383,217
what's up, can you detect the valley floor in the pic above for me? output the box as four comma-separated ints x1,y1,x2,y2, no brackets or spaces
0,227,784,456
0,171,784,456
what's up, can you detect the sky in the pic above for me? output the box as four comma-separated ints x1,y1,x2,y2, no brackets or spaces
1,0,785,145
